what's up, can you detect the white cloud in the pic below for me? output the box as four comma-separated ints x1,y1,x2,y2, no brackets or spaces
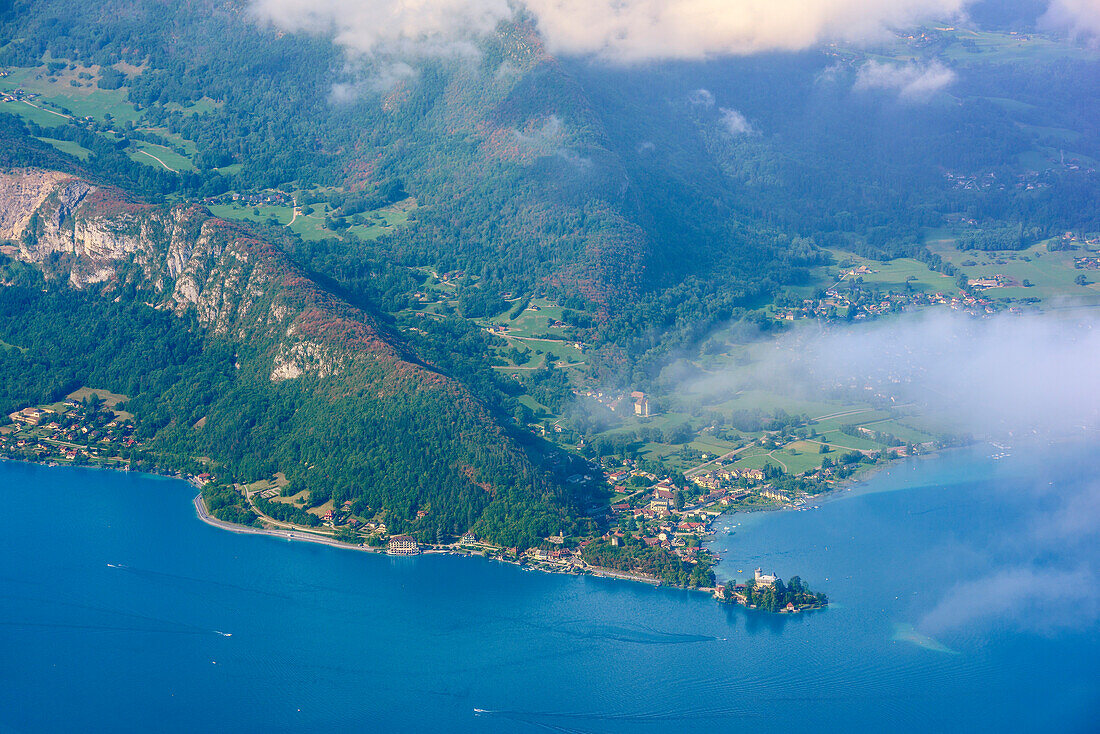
718,107,753,135
688,88,716,108
250,0,514,76
684,309,1100,439
854,60,956,100
528,0,971,61
1041,0,1100,42
250,0,975,69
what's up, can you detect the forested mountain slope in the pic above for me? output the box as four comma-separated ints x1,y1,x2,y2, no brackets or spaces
0,167,578,546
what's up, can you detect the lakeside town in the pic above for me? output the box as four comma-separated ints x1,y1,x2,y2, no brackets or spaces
194,430,856,611
0,387,834,612
201,469,829,613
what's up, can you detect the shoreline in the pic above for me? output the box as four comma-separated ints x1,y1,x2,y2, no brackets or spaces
191,493,391,556
192,491,821,611
194,494,826,612
0,451,880,606
192,490,737,596
193,491,686,588
3,452,907,608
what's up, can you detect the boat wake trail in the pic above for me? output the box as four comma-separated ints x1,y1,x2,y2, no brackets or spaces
105,562,292,600
511,616,721,646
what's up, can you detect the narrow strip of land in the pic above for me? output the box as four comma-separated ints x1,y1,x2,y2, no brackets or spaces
194,493,378,553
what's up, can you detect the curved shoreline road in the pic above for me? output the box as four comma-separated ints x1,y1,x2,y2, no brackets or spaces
192,494,383,555
192,494,687,590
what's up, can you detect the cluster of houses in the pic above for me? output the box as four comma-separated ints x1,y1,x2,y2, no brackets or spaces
781,287,998,324
580,389,652,417
1,399,138,465
8,407,54,426
690,467,765,491
967,274,1021,290
1062,231,1100,249
204,190,293,208
0,88,36,104
943,167,1082,193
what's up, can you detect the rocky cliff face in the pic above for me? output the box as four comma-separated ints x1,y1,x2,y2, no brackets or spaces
0,167,406,383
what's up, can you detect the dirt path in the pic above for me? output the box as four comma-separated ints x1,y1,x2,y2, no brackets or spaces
137,149,177,172
20,99,71,120
492,361,585,371
766,451,789,472
287,195,299,227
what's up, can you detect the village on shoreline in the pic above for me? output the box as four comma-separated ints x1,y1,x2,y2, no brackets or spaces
192,479,828,614
0,385,940,614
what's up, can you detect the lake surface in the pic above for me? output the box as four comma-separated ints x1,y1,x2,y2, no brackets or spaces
2,444,1097,733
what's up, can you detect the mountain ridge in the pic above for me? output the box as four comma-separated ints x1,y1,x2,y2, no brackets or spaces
0,166,576,546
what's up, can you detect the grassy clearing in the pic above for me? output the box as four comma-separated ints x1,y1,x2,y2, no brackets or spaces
939,28,1099,63
66,387,128,407
164,97,222,116
208,197,420,242
736,445,825,475
927,236,1100,304
269,489,308,505
811,410,893,433
517,395,553,417
207,203,294,227
857,418,935,443
307,498,335,517
814,429,885,452
694,387,853,421
823,248,958,295
0,63,144,124
686,435,740,456
65,386,132,420
34,136,91,160
139,127,200,157
130,141,196,172
0,98,69,127
490,298,567,337
288,209,335,241
345,197,417,241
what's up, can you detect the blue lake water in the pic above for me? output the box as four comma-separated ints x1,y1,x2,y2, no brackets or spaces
1,444,1098,732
